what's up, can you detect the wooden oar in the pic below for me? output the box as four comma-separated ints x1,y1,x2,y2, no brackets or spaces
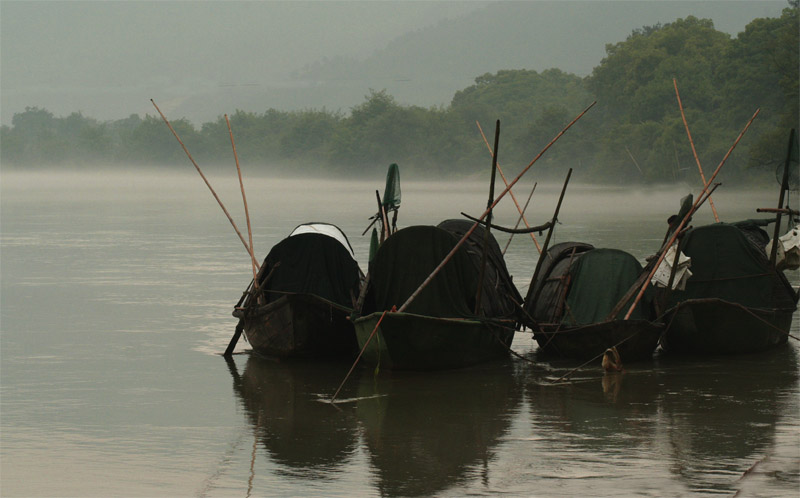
397,102,595,313
224,319,245,357
151,99,260,271
477,121,542,253
622,109,760,320
674,78,720,222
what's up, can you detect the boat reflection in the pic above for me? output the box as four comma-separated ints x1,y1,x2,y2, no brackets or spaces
226,355,360,475
355,361,523,497
527,361,663,450
526,346,798,494
654,347,798,493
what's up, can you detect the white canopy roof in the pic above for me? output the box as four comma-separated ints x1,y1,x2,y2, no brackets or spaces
289,223,356,259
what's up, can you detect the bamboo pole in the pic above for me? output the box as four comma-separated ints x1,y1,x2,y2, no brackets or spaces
770,129,796,266
475,120,501,314
330,310,389,403
150,99,259,270
524,169,573,309
397,102,596,313
674,78,720,222
503,183,537,255
477,121,542,253
758,207,800,215
225,114,259,284
624,146,644,176
622,109,760,320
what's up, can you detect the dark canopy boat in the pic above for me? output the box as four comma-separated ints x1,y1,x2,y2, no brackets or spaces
659,129,799,354
233,223,362,358
352,221,525,370
524,242,664,362
659,220,798,354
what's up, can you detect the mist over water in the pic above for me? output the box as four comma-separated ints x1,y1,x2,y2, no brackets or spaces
1,170,798,496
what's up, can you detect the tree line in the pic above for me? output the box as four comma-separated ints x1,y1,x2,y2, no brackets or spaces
2,5,797,184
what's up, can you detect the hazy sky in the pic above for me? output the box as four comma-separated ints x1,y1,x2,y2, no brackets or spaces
0,0,789,126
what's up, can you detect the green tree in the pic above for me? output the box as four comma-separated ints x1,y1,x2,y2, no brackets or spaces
719,3,799,172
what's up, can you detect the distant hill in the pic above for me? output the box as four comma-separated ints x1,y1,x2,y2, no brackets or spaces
168,1,785,122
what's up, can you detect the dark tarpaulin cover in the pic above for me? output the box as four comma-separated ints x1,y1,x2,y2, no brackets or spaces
436,219,524,321
526,243,653,324
666,222,798,310
564,248,652,324
361,225,481,318
256,233,362,310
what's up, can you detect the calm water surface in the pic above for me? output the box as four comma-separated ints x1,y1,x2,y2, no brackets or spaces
1,170,798,497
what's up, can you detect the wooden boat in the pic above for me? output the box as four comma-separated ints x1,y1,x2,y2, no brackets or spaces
524,242,664,362
659,221,798,354
659,129,799,354
353,223,524,370
233,223,362,358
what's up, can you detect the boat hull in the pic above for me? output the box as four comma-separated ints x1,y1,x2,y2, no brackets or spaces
236,293,357,358
659,298,793,354
353,311,515,370
534,319,663,362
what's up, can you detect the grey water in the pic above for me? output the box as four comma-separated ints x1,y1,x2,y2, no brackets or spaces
1,170,798,497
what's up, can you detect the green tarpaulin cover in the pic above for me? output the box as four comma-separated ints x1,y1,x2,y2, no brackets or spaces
666,222,797,311
564,248,651,324
526,242,654,325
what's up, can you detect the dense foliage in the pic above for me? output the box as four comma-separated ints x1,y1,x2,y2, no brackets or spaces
2,5,797,183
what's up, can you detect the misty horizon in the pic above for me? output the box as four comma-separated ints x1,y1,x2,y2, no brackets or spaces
0,1,789,127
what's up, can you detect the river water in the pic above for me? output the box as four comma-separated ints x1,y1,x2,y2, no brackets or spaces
1,170,798,497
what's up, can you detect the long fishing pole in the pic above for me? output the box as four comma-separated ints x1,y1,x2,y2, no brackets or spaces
225,114,259,283
674,78,720,222
398,102,595,313
151,99,259,271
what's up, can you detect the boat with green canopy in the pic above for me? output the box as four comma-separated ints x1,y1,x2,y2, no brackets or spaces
233,223,363,358
659,129,799,354
524,242,664,362
658,220,798,354
352,221,525,370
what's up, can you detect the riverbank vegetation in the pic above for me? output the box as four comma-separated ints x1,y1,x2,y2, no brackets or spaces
2,6,797,184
